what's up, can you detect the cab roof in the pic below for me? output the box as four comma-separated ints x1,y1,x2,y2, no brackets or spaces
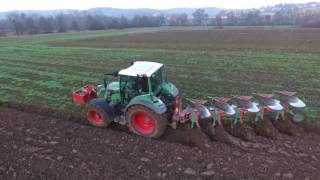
118,61,163,77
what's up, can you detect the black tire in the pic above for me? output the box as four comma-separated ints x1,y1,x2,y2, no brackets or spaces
86,99,113,128
126,105,167,138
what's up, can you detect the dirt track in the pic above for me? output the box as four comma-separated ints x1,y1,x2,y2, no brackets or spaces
1,104,320,180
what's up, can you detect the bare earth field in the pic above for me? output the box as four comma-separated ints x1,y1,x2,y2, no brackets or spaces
56,28,320,52
1,103,320,180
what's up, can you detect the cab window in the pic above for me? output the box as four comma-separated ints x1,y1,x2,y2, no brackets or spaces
150,67,163,93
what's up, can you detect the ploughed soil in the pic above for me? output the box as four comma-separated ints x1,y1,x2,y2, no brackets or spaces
54,28,320,52
1,103,320,180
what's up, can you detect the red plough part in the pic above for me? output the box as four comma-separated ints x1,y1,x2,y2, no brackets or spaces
72,85,97,105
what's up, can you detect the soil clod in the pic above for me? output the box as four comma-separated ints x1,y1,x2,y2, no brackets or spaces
273,118,302,136
161,125,211,150
254,118,277,139
210,125,243,147
300,122,320,135
223,122,257,142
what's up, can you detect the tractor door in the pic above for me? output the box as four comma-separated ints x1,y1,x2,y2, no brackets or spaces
120,75,149,104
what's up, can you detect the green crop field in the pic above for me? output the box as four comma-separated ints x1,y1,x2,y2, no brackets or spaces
0,27,319,120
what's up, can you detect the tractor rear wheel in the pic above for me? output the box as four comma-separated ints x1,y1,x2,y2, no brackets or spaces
86,99,112,128
126,105,167,138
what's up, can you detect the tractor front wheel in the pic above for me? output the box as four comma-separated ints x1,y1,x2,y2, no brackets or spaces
126,105,167,138
86,99,112,128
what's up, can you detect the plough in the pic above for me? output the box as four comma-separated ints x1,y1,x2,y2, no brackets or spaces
72,61,307,139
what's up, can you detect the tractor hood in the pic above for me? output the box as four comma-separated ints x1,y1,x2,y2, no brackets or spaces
161,82,179,97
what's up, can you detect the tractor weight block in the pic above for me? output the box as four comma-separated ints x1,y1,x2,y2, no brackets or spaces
72,85,98,105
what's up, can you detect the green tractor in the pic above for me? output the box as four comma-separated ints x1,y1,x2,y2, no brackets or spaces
72,61,197,138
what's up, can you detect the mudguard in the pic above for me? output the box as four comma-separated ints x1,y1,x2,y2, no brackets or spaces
125,95,167,114
87,98,115,119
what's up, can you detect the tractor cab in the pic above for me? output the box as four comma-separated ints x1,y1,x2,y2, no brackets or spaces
118,61,167,104
89,61,167,105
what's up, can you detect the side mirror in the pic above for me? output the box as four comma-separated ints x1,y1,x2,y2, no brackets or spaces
112,70,119,77
105,70,119,77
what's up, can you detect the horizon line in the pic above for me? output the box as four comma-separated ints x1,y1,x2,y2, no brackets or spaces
0,2,315,13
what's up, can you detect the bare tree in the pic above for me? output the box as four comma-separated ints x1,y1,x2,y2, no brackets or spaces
71,19,80,31
56,14,69,32
38,16,54,33
25,16,38,34
192,9,209,26
169,13,188,26
0,20,6,36
7,13,26,35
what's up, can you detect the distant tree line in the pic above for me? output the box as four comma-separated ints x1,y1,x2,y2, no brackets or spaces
0,8,320,36
213,9,320,27
0,13,178,36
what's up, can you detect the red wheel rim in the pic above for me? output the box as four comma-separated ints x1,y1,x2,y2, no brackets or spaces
132,112,155,135
89,111,104,125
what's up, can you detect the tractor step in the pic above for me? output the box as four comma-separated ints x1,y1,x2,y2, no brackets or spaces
113,115,126,125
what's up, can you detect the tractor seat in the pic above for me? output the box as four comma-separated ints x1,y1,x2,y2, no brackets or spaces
107,88,119,93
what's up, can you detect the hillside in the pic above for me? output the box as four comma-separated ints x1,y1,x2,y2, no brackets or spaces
0,7,222,19
1,2,320,20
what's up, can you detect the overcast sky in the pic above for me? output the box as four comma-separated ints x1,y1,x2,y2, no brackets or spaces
0,0,317,12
